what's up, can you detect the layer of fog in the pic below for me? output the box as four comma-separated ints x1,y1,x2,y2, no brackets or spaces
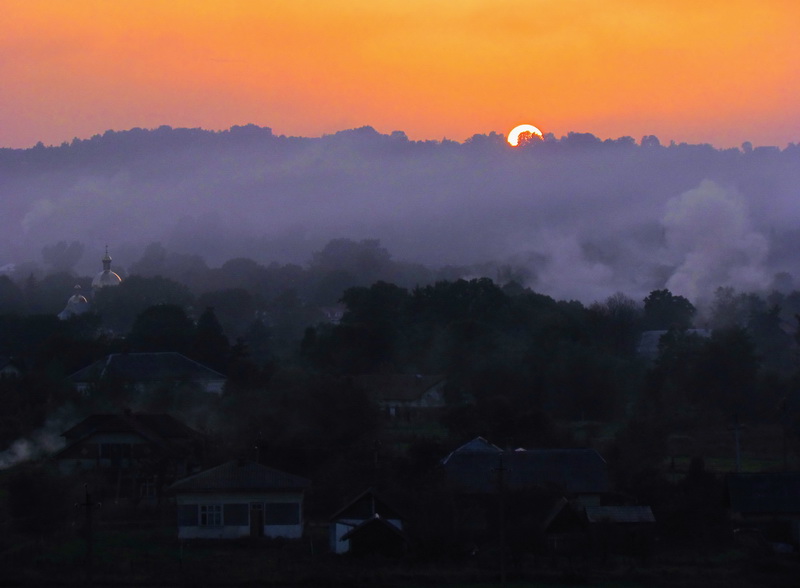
1,125,798,303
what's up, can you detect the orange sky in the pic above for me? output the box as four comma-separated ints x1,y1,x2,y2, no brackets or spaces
3,0,798,148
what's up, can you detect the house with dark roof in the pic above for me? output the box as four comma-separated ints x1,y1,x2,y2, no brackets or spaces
439,437,611,547
329,487,405,554
53,411,205,503
541,501,656,559
169,459,310,540
441,437,610,504
69,352,227,395
353,374,445,419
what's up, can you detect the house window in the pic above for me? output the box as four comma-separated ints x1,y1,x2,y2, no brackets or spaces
264,502,300,525
100,443,132,459
140,477,156,498
199,504,222,526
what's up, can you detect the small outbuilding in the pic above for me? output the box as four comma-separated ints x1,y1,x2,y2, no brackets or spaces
340,514,409,557
329,487,405,554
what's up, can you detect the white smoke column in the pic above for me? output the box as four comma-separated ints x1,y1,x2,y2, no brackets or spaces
663,180,769,301
0,414,69,469
525,231,616,302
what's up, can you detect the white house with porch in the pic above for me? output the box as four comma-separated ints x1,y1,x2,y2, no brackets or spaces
169,459,310,540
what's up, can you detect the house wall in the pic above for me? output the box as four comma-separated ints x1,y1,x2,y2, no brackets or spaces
330,518,403,554
176,491,305,540
56,432,152,474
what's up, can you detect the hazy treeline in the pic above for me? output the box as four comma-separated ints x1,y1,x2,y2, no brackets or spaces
2,125,799,303
2,242,800,459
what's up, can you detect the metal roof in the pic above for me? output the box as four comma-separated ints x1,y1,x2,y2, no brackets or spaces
442,437,609,495
585,505,655,523
70,352,226,383
169,460,310,494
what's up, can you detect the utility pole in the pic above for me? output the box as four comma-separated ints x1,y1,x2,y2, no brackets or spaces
76,485,101,587
492,455,508,588
779,397,788,471
728,413,744,472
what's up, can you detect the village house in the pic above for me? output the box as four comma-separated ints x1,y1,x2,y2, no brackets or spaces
441,437,610,503
69,352,227,395
53,410,206,503
440,437,611,546
353,374,446,420
541,501,656,560
170,459,310,540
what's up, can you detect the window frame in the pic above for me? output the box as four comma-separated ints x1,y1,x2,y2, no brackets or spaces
199,504,223,527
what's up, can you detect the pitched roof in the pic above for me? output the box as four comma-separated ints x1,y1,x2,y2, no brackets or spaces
728,473,800,514
353,374,444,402
168,460,310,494
61,412,201,441
329,487,404,522
585,506,655,523
55,412,203,458
69,352,226,383
339,513,409,543
442,438,609,495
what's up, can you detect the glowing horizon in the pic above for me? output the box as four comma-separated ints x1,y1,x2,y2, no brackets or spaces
2,1,798,149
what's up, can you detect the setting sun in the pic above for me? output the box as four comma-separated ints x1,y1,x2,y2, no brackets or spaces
507,124,544,146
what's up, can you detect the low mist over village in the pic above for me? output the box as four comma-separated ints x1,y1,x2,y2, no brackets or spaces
1,127,800,586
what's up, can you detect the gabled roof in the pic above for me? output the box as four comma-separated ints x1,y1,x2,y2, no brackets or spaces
585,506,655,523
353,374,444,403
69,352,226,384
441,437,502,464
168,460,310,494
329,487,404,522
541,497,583,533
61,412,201,441
55,412,203,459
728,472,800,514
442,437,609,495
339,513,409,543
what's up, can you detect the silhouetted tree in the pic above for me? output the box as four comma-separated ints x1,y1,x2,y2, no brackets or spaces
643,289,695,330
93,275,193,333
128,304,194,353
0,275,24,314
190,307,230,372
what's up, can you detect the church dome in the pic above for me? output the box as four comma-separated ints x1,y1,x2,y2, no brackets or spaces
92,246,122,289
92,270,123,288
58,285,90,320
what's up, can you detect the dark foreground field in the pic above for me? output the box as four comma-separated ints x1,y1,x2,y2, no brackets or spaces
2,524,799,588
